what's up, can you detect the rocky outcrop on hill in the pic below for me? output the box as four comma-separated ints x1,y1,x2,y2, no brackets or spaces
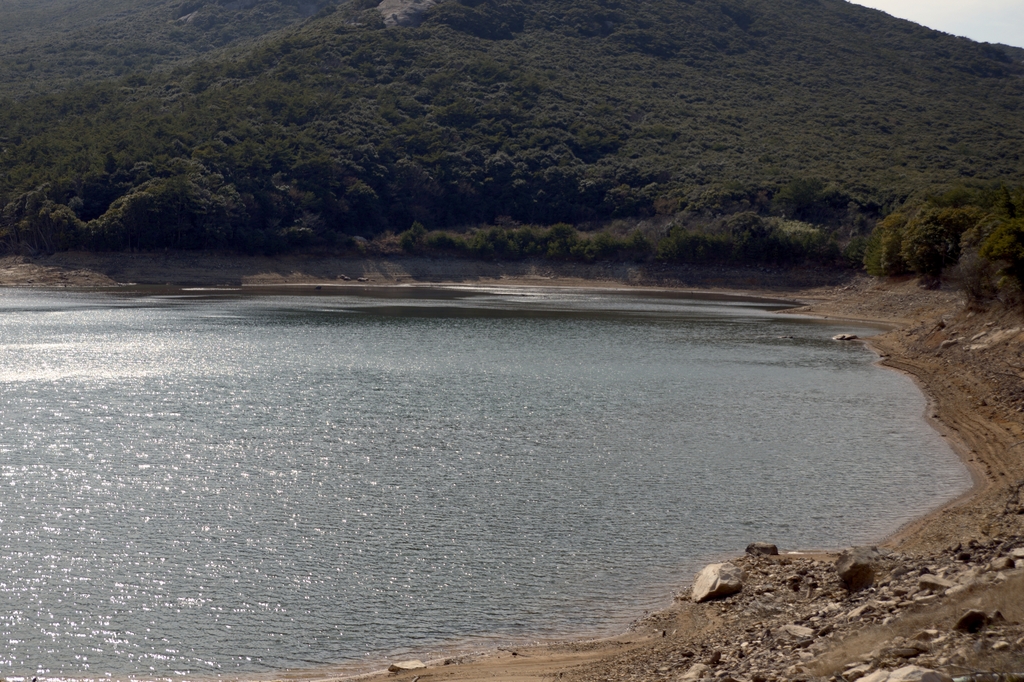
376,0,438,26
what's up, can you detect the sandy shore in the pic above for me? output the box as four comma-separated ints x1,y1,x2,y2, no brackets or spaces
2,253,1022,681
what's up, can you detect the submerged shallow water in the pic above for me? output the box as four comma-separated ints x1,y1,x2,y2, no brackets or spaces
0,285,969,679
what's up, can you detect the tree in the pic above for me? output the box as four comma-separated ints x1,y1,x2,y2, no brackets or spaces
900,207,983,277
980,218,1024,287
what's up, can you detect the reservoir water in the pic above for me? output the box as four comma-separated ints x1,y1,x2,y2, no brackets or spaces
0,285,969,679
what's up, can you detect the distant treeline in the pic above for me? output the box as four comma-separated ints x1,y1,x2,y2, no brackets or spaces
393,212,843,266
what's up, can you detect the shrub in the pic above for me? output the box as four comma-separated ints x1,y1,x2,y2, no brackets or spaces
980,218,1024,287
863,212,909,276
900,207,983,277
399,221,427,252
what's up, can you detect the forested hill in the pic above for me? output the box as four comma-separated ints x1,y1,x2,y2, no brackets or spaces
1,0,1023,255
0,0,334,98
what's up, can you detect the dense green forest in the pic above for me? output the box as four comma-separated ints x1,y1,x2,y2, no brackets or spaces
1,0,1023,289
0,0,333,98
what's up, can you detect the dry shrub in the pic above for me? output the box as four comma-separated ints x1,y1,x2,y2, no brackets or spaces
811,572,1024,677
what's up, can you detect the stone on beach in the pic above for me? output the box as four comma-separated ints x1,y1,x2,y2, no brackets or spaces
857,667,952,682
833,333,859,341
745,542,779,556
954,610,991,633
678,662,711,680
836,546,879,591
691,562,744,602
917,575,954,592
887,665,953,682
388,659,428,672
860,670,892,682
781,623,815,639
843,663,874,681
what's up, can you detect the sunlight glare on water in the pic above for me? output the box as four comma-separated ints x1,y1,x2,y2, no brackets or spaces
0,286,969,678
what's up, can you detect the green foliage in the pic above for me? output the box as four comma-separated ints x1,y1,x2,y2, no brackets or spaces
656,213,838,266
2,0,1024,258
0,0,336,99
856,181,1024,303
842,235,869,268
862,185,1023,282
899,207,984,278
399,221,427,252
657,227,731,264
980,218,1024,286
80,160,245,250
863,212,909,277
1,185,84,253
411,220,842,266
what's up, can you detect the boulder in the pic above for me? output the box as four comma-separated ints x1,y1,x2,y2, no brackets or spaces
954,610,990,633
833,334,859,341
691,562,744,603
836,547,879,591
388,660,427,672
746,542,779,556
989,556,1015,571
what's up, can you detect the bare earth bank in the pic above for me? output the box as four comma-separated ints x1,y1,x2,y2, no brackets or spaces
2,253,1023,681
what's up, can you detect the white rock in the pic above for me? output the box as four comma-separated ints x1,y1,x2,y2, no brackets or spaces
846,603,875,620
860,669,891,682
887,665,953,682
944,585,967,598
918,575,954,592
679,662,711,680
376,0,438,26
844,663,874,681
691,562,743,603
1010,547,1024,559
782,624,815,639
388,660,427,672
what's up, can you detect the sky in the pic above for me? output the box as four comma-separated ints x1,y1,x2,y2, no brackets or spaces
848,0,1024,48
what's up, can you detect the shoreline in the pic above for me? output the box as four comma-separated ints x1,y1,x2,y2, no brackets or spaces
1,254,1021,680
